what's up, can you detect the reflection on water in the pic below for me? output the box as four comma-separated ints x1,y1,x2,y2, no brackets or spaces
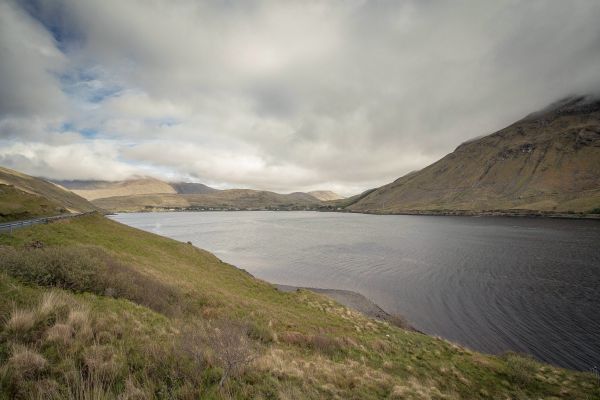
111,211,600,371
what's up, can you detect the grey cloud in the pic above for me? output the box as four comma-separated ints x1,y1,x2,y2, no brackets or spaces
1,0,600,195
0,0,68,118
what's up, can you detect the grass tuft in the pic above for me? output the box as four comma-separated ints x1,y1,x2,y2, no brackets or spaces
45,323,74,346
7,345,48,379
502,352,539,387
4,309,36,336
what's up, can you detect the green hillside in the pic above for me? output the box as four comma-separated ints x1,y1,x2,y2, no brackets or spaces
0,214,597,399
0,185,65,222
0,167,100,222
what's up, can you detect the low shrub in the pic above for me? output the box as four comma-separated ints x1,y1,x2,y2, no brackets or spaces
0,245,183,316
502,352,539,387
247,321,275,344
387,314,411,330
279,331,344,356
180,319,259,388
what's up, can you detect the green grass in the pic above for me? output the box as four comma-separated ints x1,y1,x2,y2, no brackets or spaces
0,166,99,215
0,185,65,222
0,214,598,399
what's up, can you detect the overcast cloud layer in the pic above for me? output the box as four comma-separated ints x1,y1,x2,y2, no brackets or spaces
1,0,600,195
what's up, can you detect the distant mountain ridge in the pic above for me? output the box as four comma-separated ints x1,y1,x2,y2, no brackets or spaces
347,95,600,215
169,182,218,195
54,178,343,211
307,190,345,201
53,178,177,200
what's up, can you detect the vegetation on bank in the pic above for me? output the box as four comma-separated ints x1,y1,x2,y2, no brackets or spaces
0,214,598,399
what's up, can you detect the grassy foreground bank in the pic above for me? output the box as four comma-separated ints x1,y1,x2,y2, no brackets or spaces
0,214,597,399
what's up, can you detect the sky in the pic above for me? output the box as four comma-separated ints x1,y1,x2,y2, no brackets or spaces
1,0,600,196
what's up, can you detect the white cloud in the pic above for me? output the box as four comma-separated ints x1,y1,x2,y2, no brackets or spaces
1,0,599,195
0,140,139,180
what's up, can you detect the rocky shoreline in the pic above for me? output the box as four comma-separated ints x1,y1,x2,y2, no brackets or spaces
275,284,417,331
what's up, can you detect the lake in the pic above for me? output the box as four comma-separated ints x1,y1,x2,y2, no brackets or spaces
110,211,600,371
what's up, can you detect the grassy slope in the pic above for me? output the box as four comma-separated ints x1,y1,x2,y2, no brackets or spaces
0,185,66,222
0,215,598,399
349,97,600,214
0,166,100,217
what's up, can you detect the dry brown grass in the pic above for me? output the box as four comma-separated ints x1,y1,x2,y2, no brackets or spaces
7,345,48,378
66,307,94,342
66,369,113,400
256,347,397,398
5,308,36,335
83,345,123,382
117,376,148,400
45,323,74,345
67,308,91,331
37,291,70,317
278,331,344,356
29,378,62,400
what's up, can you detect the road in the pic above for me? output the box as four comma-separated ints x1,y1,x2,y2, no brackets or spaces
0,212,95,233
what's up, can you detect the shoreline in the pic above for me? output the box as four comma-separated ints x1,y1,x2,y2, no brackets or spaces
344,209,600,220
275,284,418,331
108,208,600,220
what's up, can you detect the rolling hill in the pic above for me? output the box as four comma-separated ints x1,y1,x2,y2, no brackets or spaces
348,96,600,215
58,178,337,212
54,178,178,201
93,189,323,212
307,190,345,201
0,166,100,221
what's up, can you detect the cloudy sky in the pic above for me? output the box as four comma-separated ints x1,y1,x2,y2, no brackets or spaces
1,0,600,195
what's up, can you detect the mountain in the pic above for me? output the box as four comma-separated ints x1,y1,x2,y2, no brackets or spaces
307,190,345,201
0,166,100,221
348,96,600,215
93,189,323,212
169,181,219,194
54,178,178,201
59,178,339,211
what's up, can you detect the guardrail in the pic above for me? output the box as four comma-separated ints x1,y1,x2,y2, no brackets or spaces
0,212,96,234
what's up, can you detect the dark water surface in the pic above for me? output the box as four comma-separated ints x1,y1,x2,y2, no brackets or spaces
111,211,600,371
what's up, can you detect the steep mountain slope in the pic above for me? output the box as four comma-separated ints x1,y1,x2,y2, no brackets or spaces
349,96,600,214
169,181,218,194
0,166,100,221
307,190,345,201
